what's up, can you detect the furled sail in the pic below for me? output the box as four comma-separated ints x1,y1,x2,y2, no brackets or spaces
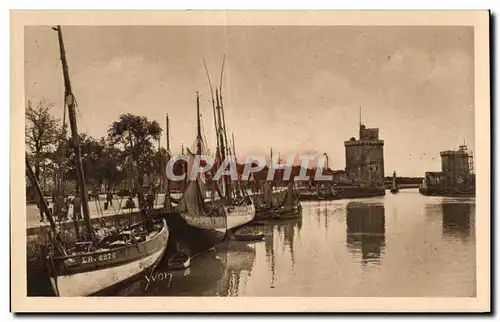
284,182,294,210
177,180,207,216
263,181,273,206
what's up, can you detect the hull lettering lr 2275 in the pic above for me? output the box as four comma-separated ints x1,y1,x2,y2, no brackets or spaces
81,252,117,264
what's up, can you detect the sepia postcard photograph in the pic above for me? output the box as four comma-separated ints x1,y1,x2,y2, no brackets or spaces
10,10,490,312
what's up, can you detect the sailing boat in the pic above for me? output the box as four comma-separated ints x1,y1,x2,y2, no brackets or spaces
390,170,399,194
205,56,255,234
165,92,228,256
254,149,276,216
39,26,169,297
254,181,274,219
214,89,255,235
270,181,302,219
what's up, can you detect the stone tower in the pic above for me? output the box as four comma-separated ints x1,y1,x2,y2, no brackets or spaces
344,123,385,186
440,145,473,188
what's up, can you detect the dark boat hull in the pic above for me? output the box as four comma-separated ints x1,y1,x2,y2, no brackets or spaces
232,234,265,242
298,193,341,201
300,186,386,200
255,205,302,220
48,218,169,297
165,212,227,257
419,187,475,197
226,203,256,235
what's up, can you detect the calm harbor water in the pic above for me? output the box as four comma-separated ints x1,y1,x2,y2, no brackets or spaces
112,188,476,297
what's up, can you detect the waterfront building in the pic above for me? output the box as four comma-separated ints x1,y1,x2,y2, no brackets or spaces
440,145,475,188
344,123,385,186
422,144,475,190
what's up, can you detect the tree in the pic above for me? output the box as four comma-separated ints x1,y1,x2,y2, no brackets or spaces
25,99,62,182
107,114,162,194
99,142,127,192
61,134,127,192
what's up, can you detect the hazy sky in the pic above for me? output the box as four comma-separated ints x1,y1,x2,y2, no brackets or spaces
25,26,474,177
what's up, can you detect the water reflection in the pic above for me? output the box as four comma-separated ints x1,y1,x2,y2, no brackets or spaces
313,201,336,232
264,217,303,288
217,242,257,296
441,202,474,240
346,202,386,265
424,203,442,225
113,240,256,297
101,192,475,297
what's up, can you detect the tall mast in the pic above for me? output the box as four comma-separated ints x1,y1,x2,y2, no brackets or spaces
181,143,187,191
196,92,202,155
166,114,170,152
270,148,273,169
54,25,93,241
26,153,58,235
202,58,220,153
26,153,66,255
231,132,237,162
231,132,246,198
58,104,67,196
157,134,161,191
216,89,231,202
164,114,172,210
218,55,229,158
218,89,230,158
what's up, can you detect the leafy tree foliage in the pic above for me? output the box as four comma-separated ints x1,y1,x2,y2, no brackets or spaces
25,99,62,181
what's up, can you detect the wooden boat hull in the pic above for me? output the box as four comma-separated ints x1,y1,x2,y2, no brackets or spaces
168,253,191,270
255,205,302,220
300,186,385,200
226,203,255,233
232,233,265,242
298,193,341,201
48,219,169,297
270,206,302,220
166,212,227,256
419,187,475,197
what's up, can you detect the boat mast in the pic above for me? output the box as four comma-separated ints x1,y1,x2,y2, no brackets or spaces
217,55,234,201
231,132,236,162
196,92,203,155
231,132,239,196
164,114,172,211
218,55,230,159
26,153,66,255
202,58,220,154
166,114,170,153
215,89,231,202
57,103,68,197
54,25,93,241
218,90,230,161
26,153,57,235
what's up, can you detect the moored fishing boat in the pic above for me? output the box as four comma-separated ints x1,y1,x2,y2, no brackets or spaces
206,57,256,234
165,57,255,257
48,218,168,297
164,92,229,256
226,198,255,232
168,177,228,256
37,26,169,297
257,181,302,220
